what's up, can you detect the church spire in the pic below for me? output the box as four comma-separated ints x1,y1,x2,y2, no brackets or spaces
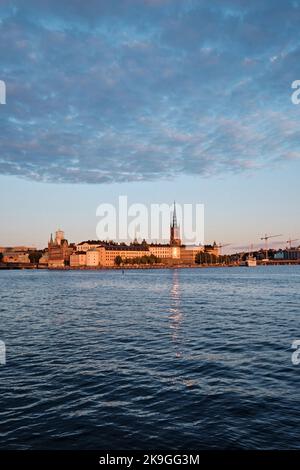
170,201,181,246
172,201,177,228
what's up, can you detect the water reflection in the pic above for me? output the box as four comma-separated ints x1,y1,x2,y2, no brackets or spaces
169,270,183,355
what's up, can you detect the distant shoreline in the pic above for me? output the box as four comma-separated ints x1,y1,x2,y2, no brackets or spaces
1,261,300,270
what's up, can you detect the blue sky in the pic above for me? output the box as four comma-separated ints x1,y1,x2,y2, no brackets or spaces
1,0,300,250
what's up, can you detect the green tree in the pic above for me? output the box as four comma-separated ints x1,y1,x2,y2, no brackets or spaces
115,255,122,266
29,251,43,267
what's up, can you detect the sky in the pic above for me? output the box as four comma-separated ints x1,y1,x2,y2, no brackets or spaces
0,0,300,251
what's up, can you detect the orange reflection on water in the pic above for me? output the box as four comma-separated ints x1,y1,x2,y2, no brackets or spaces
169,270,183,352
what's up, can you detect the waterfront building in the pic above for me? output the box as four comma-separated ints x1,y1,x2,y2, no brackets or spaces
148,244,172,259
0,246,36,253
180,245,204,264
48,230,71,268
39,251,49,266
2,251,31,264
86,250,100,267
42,207,211,268
98,245,150,267
286,248,300,260
274,248,300,260
70,252,87,267
75,241,103,252
171,245,181,260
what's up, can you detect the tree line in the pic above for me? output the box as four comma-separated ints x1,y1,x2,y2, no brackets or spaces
115,254,161,266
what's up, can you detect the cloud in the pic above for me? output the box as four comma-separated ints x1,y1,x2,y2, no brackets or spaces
1,0,300,184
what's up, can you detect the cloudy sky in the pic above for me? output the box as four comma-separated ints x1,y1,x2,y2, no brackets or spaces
1,0,300,248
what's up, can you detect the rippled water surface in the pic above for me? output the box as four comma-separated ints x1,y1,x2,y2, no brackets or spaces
1,266,300,449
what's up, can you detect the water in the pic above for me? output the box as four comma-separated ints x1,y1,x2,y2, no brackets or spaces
0,266,300,450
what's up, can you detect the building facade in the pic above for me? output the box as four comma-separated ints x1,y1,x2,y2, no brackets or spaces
99,245,150,266
180,245,204,264
70,252,87,267
43,207,211,269
86,250,100,267
75,241,103,252
48,230,71,268
148,244,172,258
274,248,300,260
2,251,31,264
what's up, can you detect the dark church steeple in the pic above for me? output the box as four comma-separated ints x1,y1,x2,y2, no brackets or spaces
172,200,177,228
170,201,181,246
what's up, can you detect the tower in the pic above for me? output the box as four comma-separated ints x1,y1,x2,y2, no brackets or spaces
55,229,65,246
170,201,181,247
48,229,69,268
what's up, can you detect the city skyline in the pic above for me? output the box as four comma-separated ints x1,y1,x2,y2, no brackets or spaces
1,171,300,252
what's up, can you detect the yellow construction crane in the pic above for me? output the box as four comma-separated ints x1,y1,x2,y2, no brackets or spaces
260,234,282,260
286,238,299,249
